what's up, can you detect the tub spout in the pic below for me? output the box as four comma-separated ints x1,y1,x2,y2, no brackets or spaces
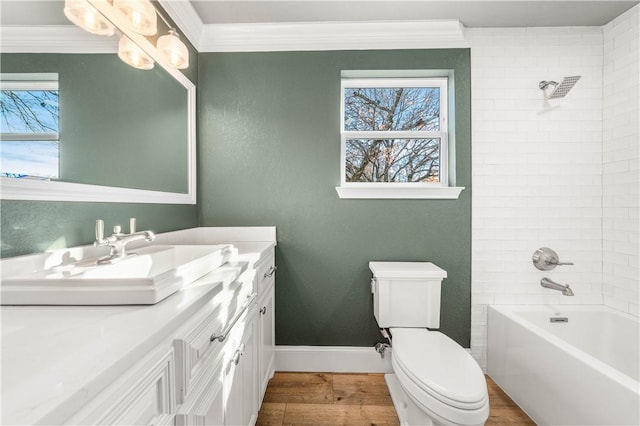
541,277,574,296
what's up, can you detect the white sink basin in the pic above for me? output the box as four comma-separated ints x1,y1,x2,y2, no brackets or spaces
1,244,233,305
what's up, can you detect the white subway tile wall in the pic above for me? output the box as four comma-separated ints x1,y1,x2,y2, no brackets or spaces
603,7,640,317
469,26,606,371
469,6,640,370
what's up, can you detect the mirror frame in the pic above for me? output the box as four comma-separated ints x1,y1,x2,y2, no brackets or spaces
0,1,196,204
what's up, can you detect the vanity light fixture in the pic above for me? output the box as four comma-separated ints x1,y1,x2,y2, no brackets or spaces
157,29,189,69
113,0,157,36
118,35,155,70
63,0,115,36
63,0,189,71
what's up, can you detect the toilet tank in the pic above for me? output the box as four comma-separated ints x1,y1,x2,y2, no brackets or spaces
369,261,447,328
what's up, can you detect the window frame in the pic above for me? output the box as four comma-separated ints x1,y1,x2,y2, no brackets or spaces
340,77,449,188
1,75,60,179
0,77,59,143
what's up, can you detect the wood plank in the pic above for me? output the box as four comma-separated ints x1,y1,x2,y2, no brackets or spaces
282,403,400,425
332,373,394,406
486,406,537,425
256,402,286,426
257,372,534,426
263,372,333,404
485,376,518,407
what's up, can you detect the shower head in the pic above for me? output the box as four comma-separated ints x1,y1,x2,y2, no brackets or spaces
539,76,581,99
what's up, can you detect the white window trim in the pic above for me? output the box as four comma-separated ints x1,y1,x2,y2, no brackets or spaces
1,74,60,179
0,75,60,142
337,77,464,199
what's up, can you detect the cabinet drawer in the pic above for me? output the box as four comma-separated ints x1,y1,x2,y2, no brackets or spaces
255,251,276,294
174,308,224,402
174,284,256,402
65,348,175,425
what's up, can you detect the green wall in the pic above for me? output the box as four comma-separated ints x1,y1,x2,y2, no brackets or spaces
0,201,197,257
198,49,472,347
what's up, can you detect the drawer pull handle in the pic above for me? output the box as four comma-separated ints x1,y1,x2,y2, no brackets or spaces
210,292,257,343
260,306,267,315
232,344,246,366
263,265,277,279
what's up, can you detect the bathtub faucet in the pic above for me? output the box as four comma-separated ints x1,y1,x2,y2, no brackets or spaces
540,277,574,296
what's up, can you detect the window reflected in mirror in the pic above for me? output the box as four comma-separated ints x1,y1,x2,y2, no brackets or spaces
1,73,59,179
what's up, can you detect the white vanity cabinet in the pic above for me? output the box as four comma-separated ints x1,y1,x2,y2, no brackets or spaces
222,304,259,426
1,234,276,426
255,250,276,399
64,347,177,425
175,290,258,426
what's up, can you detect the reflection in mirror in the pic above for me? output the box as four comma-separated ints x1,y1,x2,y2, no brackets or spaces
0,73,60,179
0,0,196,204
1,55,189,193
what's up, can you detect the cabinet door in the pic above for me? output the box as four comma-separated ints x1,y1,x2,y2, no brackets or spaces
223,307,258,426
175,388,223,426
64,348,176,425
240,313,258,426
175,348,225,426
258,283,275,399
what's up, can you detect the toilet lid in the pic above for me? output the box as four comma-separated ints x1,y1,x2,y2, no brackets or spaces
390,328,488,410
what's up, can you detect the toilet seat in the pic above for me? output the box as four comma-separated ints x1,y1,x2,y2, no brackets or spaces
390,328,490,426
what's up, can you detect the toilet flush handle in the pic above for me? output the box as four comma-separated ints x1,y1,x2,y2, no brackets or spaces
371,278,377,294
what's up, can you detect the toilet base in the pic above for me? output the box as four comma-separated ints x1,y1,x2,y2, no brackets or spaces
386,373,441,426
385,374,486,426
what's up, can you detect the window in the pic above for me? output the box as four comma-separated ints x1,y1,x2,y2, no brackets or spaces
0,74,59,179
337,75,463,199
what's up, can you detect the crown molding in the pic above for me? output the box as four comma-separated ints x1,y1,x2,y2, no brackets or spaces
0,26,118,53
1,16,468,55
157,0,204,50
153,1,468,53
198,20,468,52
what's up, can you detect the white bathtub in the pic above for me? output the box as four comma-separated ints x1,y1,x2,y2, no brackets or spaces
487,305,639,426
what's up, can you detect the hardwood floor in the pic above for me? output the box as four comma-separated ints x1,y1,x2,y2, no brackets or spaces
485,377,536,425
256,372,535,425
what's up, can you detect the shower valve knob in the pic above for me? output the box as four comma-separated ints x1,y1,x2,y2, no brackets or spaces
533,247,573,271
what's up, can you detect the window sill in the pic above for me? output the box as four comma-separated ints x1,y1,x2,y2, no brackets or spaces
335,186,465,199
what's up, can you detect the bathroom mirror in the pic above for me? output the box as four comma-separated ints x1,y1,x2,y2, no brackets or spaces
0,2,196,204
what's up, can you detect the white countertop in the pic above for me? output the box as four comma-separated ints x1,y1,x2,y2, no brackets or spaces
1,237,275,425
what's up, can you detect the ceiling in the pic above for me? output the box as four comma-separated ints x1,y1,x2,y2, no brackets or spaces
1,1,638,28
190,1,639,27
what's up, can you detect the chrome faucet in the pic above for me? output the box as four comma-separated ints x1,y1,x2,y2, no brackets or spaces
94,218,155,264
540,277,574,296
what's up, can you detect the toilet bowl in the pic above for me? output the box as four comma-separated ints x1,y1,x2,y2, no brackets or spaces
388,328,489,425
369,262,489,426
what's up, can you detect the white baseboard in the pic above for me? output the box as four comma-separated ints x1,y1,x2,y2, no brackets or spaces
275,346,393,373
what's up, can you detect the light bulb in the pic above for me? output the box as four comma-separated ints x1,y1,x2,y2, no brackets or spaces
64,0,114,36
132,10,142,30
118,36,154,70
157,30,189,70
113,0,157,36
84,10,96,30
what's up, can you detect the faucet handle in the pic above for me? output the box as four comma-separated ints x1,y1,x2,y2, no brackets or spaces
549,259,574,266
129,217,136,234
95,219,104,241
533,247,573,271
113,225,122,235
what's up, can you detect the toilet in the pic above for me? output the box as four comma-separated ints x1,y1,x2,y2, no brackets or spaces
370,261,489,426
